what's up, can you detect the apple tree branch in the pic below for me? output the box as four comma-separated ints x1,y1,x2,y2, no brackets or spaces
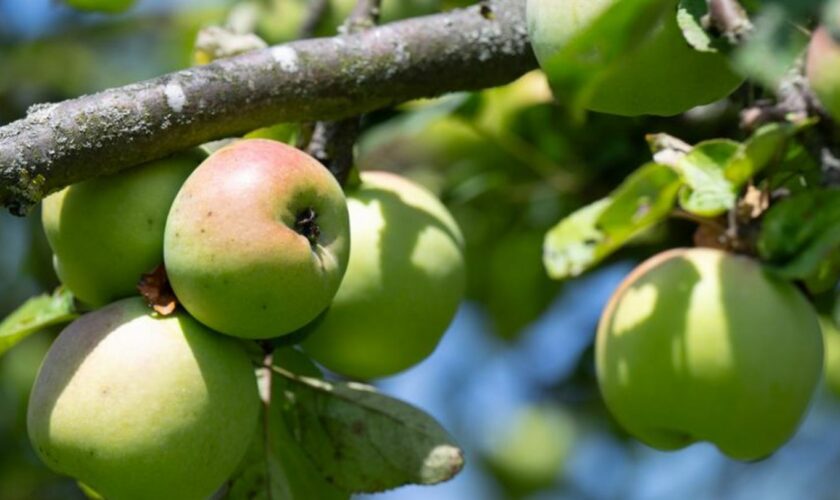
0,0,536,215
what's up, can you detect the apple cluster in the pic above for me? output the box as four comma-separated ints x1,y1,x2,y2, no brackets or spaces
28,138,466,499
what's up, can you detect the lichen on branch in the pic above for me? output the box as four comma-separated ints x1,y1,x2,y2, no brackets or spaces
0,0,535,215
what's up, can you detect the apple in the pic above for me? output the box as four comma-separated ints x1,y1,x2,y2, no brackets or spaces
807,27,840,121
164,139,350,339
483,405,575,496
597,248,822,460
65,0,135,13
822,315,840,396
301,171,466,379
526,0,744,116
820,294,840,396
42,151,204,307
27,298,260,500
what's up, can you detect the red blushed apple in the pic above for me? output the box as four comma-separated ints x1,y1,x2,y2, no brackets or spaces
164,139,350,339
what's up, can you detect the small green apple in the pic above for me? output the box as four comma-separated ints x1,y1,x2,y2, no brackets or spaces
164,139,350,339
526,0,744,116
807,27,840,122
597,248,822,460
65,0,136,13
27,298,260,500
42,151,204,307
483,405,575,496
302,171,466,379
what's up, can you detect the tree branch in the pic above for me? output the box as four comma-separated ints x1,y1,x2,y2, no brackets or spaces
0,0,535,214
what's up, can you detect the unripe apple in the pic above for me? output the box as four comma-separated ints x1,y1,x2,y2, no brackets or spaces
526,0,744,116
483,405,575,496
42,151,204,307
164,139,350,339
820,294,840,396
65,0,135,13
301,171,466,379
807,27,840,122
597,248,822,460
822,315,840,396
27,298,260,500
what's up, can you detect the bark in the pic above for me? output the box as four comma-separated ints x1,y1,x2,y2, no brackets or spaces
0,0,535,214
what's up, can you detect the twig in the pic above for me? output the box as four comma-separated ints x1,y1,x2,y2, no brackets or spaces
306,0,383,185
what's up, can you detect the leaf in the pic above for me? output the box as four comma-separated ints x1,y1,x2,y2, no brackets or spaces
543,199,611,280
675,139,741,216
541,0,674,117
728,121,811,185
758,189,840,287
677,0,724,52
227,350,348,500
485,231,562,340
272,366,464,493
0,288,77,358
544,163,681,279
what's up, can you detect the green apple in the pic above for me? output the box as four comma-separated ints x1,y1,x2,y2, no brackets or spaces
526,0,744,116
164,139,350,339
820,294,840,396
42,151,204,307
597,248,822,460
301,171,466,379
27,298,260,500
807,27,840,121
483,405,575,496
65,0,135,13
821,315,840,396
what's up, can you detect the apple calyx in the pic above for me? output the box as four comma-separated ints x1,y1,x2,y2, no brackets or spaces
295,207,322,246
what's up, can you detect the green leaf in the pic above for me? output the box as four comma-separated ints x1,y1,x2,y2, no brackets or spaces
541,0,674,117
273,366,464,493
544,163,681,279
485,231,562,341
728,121,811,185
227,350,348,500
543,199,611,280
758,190,840,287
677,0,724,52
0,288,77,358
675,139,741,216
